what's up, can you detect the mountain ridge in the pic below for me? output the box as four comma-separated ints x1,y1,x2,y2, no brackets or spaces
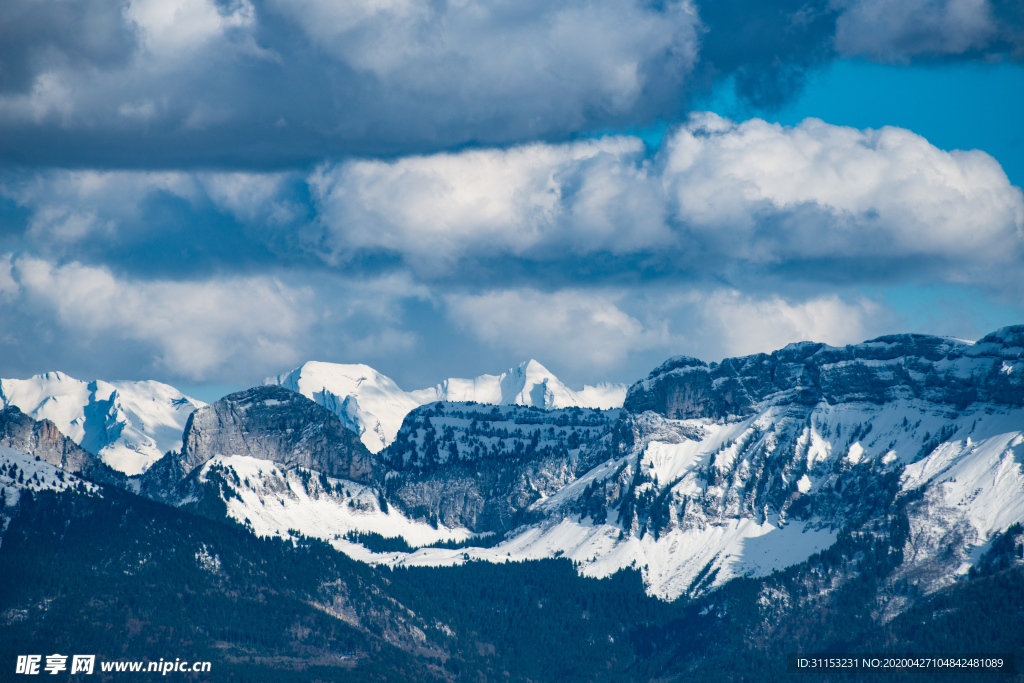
2,325,1023,612
268,359,628,453
0,372,204,475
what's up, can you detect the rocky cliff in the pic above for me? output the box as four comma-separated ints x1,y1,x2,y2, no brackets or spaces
623,327,1024,420
177,385,376,482
0,406,123,485
379,402,619,533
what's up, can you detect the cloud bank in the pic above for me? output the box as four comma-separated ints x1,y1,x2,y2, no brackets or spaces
0,115,1019,386
1,0,1021,165
309,114,1024,285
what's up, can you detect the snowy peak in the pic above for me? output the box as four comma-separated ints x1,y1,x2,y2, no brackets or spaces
0,372,204,475
268,359,627,453
267,362,422,454
412,359,595,409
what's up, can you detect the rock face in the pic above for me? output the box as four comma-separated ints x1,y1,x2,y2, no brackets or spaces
379,402,619,533
178,385,376,483
623,328,1024,419
0,406,123,485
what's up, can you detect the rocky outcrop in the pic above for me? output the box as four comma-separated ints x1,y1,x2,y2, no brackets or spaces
0,406,124,485
379,402,619,533
623,326,1024,419
178,385,375,483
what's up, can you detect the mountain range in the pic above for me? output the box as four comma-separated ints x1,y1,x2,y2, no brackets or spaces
268,359,627,453
2,328,1023,681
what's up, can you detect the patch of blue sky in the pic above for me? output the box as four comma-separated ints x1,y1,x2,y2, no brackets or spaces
861,283,1024,343
693,59,1024,188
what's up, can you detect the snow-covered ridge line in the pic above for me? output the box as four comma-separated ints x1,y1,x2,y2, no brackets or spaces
267,359,627,453
0,372,204,476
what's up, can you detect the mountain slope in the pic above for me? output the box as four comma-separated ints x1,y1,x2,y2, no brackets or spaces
14,326,1023,614
0,372,204,475
267,360,627,453
144,326,1024,608
5,452,1023,683
370,327,1024,605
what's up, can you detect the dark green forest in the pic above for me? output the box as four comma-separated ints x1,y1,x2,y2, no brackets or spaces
2,484,1023,682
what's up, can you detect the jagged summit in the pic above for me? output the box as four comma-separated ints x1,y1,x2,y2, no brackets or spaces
268,361,422,454
411,359,601,409
0,372,204,475
266,359,628,453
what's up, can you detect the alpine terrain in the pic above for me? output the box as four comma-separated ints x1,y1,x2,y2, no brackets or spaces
2,327,1024,681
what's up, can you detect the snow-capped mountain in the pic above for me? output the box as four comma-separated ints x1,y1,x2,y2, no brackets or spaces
408,359,626,410
5,326,1024,611
267,359,627,453
268,362,424,454
224,327,1024,604
0,372,204,475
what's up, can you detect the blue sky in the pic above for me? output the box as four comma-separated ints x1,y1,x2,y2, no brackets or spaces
0,0,1022,400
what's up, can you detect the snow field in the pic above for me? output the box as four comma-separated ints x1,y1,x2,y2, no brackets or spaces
0,373,203,475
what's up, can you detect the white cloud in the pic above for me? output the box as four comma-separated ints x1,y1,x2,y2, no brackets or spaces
0,168,299,250
446,288,669,370
12,257,314,380
5,114,1022,293
0,0,699,156
198,171,301,225
126,0,255,57
310,136,669,271
270,0,699,111
444,285,897,375
309,113,1024,288
691,290,890,359
663,113,1024,268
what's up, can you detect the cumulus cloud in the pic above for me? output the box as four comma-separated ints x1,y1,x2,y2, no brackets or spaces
832,0,996,62
309,136,673,272
270,0,698,107
688,289,890,359
10,257,314,380
446,289,670,371
2,0,1022,165
443,285,895,377
4,114,1021,290
0,113,1019,387
0,167,305,276
663,114,1024,269
309,114,1024,288
0,0,701,164
0,253,443,384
